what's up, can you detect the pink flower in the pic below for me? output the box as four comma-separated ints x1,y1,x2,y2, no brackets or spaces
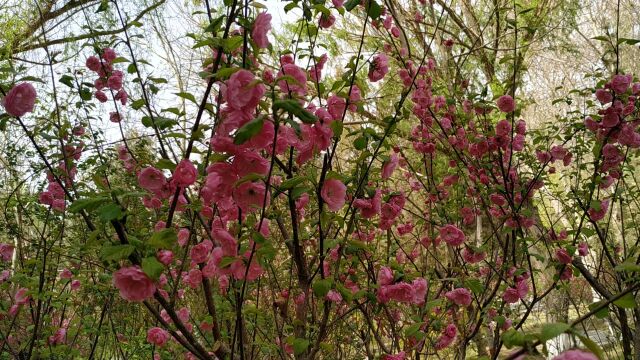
138,167,167,194
147,327,170,347
578,242,589,256
214,229,237,257
382,352,406,360
560,266,574,280
381,153,399,179
411,278,428,305
495,119,511,137
438,224,465,246
15,288,30,305
377,266,394,286
353,189,381,218
109,112,121,123
595,89,612,104
113,266,156,302
321,179,346,211
233,181,268,213
435,324,457,349
225,70,265,112
49,327,67,346
252,12,272,49
0,243,14,262
71,279,81,291
186,268,203,288
60,268,73,279
86,56,101,71
319,13,336,28
445,287,472,306
173,159,198,187
157,250,174,266
107,74,123,90
552,349,598,360
368,53,389,82
101,48,117,63
94,90,108,103
178,228,190,247
462,247,486,264
496,95,515,113
610,74,632,94
550,145,568,162
555,248,573,264
588,199,609,222
516,279,529,298
190,240,212,264
378,282,415,303
327,95,346,120
278,63,307,96
326,289,342,302
115,90,128,105
2,83,36,117
0,270,10,283
503,287,519,303
332,0,344,7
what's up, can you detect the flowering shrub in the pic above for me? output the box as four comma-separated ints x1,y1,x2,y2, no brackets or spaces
1,1,639,359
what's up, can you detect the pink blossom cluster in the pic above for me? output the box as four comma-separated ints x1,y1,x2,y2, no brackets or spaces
86,48,128,109
376,266,427,304
2,82,36,117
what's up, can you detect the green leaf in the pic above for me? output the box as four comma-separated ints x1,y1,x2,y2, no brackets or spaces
215,67,241,80
223,36,244,52
618,38,640,45
291,185,311,200
234,117,264,144
204,16,225,33
614,261,640,272
79,87,92,101
273,99,317,124
218,256,237,269
148,229,177,249
127,63,137,74
539,322,571,342
501,329,526,348
312,279,332,297
366,0,382,19
284,2,297,12
111,56,130,64
354,136,367,150
404,322,424,337
59,75,74,88
149,77,168,84
175,92,197,104
131,99,146,110
292,338,310,356
424,298,443,311
344,0,359,11
464,279,485,295
97,203,123,222
613,292,636,308
142,256,164,281
329,120,343,138
574,333,604,360
280,176,306,190
100,244,134,262
96,0,108,13
68,197,109,213
156,158,176,171
588,301,609,319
